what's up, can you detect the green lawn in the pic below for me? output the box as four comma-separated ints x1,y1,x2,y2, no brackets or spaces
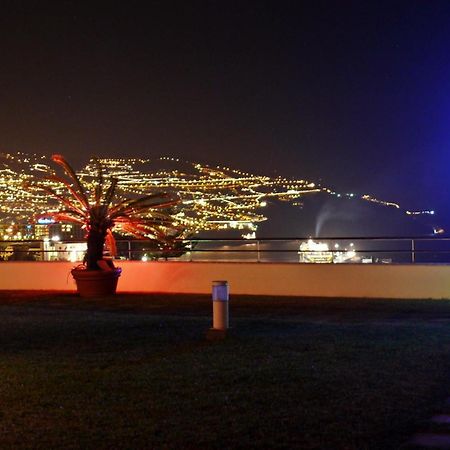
0,292,450,449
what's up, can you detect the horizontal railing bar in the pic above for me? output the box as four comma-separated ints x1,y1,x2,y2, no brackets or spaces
159,250,450,254
2,238,450,264
2,236,450,245
186,237,449,241
0,249,450,254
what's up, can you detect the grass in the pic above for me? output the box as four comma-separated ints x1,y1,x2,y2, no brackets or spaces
1,292,450,449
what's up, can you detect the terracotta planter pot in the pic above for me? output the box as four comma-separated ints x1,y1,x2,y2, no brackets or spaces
71,267,122,297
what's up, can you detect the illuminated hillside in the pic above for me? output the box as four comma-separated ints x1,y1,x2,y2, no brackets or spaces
0,152,436,239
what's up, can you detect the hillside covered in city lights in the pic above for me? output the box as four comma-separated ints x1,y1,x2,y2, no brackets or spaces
0,152,437,240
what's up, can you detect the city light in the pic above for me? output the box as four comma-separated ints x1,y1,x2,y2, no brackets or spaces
0,152,438,240
0,152,323,238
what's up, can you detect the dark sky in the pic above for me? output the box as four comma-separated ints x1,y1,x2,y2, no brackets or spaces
1,1,450,218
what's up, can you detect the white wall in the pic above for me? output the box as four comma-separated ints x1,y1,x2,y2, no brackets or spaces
1,261,450,299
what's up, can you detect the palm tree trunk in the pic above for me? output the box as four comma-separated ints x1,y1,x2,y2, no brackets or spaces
86,229,105,270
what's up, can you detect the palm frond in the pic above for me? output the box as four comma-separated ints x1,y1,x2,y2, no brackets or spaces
90,205,109,222
51,154,89,209
38,186,87,217
118,222,167,240
103,177,118,207
113,215,176,227
94,157,103,206
42,175,89,212
105,229,117,257
55,208,86,220
108,192,174,216
110,196,179,218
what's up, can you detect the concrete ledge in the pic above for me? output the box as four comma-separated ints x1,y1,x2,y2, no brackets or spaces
0,261,450,299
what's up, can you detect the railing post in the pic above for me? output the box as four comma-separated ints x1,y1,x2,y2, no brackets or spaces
257,240,260,263
128,240,132,260
411,239,415,263
189,240,193,262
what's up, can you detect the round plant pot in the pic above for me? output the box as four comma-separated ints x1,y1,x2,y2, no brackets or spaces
71,267,122,297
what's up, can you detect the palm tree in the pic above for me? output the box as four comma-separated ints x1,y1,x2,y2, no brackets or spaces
37,154,181,270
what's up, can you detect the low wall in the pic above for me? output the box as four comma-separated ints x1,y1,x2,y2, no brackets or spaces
1,261,450,299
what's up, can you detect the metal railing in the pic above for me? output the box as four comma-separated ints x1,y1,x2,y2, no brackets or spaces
172,237,450,264
2,237,450,264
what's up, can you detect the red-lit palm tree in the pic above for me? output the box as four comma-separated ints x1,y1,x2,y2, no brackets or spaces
38,154,181,270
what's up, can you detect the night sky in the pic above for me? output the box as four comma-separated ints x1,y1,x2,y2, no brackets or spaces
1,1,450,226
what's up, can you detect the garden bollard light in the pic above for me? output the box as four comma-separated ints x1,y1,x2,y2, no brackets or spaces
212,280,229,330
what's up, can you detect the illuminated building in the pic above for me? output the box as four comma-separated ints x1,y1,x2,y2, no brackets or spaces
298,239,358,264
299,239,333,263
